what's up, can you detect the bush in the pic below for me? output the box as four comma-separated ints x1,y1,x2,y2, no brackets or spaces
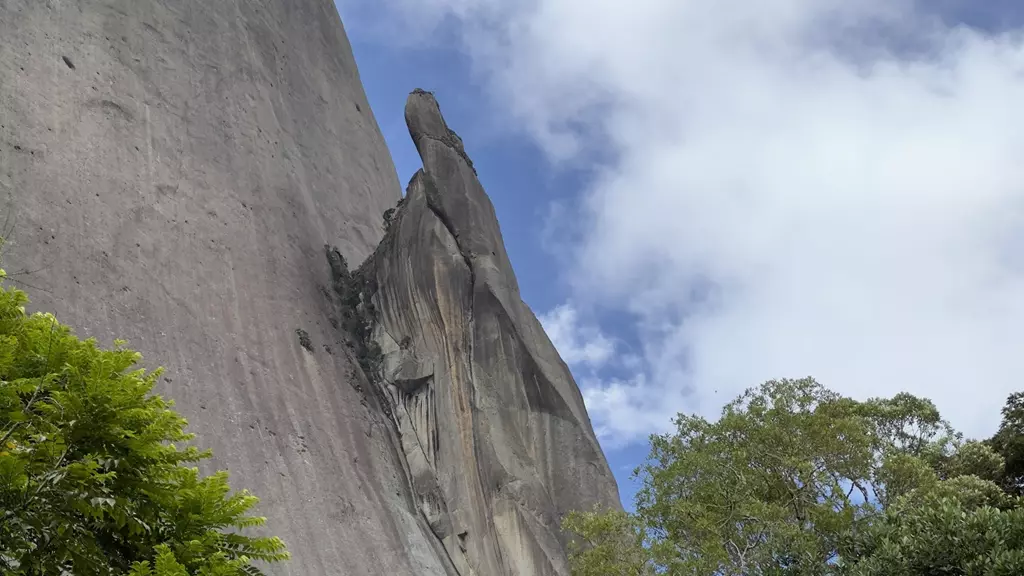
0,263,289,575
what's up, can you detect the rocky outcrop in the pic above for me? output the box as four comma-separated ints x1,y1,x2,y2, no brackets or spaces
0,2,458,574
1,1,620,574
334,90,621,576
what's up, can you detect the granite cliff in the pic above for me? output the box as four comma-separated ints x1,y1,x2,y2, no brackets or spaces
0,1,620,574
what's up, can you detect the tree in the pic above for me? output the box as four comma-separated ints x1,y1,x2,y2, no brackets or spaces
987,392,1024,495
847,475,1024,575
0,257,289,575
563,507,654,576
564,378,1023,576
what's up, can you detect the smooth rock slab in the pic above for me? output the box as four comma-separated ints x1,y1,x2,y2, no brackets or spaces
0,1,457,574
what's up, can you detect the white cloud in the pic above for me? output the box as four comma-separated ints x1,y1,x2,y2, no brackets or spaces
539,304,615,369
579,374,680,450
349,0,1024,446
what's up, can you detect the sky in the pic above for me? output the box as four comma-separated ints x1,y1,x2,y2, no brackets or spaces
335,0,1024,508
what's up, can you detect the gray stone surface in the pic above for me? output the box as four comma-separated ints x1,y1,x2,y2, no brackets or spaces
0,1,457,575
0,2,620,574
366,90,622,576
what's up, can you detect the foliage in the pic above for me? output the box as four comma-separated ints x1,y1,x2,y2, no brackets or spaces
325,245,381,380
564,378,1024,576
295,329,313,353
563,507,653,576
988,392,1024,495
633,378,880,575
380,195,406,232
381,208,396,232
0,263,289,575
848,476,1024,576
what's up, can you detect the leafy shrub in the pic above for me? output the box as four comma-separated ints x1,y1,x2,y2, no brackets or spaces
0,263,289,575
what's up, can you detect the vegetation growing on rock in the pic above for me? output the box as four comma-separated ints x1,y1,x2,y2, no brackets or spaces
295,328,313,353
325,245,382,382
0,247,289,575
328,195,407,384
564,377,1024,575
381,196,405,233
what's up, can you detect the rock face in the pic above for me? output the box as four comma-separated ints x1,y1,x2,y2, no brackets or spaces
0,0,620,574
353,90,622,575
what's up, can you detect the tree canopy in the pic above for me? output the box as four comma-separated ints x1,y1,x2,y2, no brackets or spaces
987,392,1024,496
0,256,289,575
564,378,1024,576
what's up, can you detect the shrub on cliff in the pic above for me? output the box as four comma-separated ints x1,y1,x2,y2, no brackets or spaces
0,257,288,574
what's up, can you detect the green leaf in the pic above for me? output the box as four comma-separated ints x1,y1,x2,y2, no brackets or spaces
0,267,290,575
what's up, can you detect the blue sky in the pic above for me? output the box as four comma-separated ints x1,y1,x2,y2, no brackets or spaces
336,0,1024,509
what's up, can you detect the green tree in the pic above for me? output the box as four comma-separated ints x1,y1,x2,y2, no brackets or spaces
847,475,1024,575
564,378,1022,576
634,378,882,575
563,507,654,576
0,258,289,574
988,392,1024,495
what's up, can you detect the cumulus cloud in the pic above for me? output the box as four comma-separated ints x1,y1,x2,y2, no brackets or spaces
579,374,682,449
346,0,1024,447
538,304,616,369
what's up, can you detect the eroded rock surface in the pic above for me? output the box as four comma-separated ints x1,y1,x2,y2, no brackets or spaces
348,90,622,576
